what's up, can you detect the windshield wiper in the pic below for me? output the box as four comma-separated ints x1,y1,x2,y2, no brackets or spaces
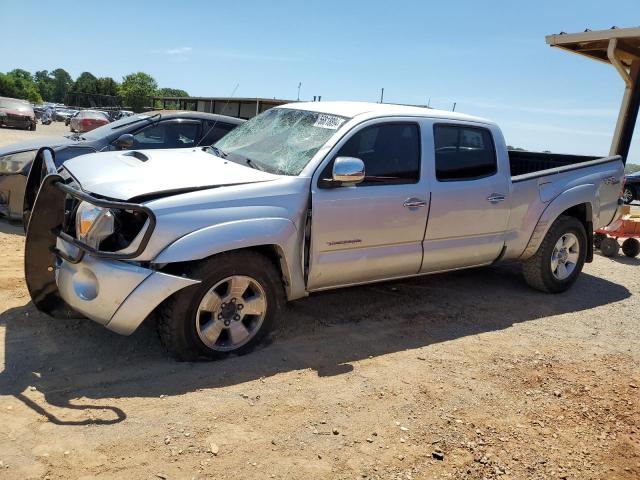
204,145,227,158
245,158,264,171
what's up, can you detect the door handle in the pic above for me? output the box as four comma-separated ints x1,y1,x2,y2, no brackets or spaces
487,193,506,204
403,198,427,208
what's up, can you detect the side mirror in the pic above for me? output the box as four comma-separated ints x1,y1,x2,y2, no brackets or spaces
332,157,365,185
114,133,134,150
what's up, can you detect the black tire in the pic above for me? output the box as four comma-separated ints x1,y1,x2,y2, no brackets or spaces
621,238,640,257
156,250,285,361
522,215,587,293
30,123,36,131
600,237,620,257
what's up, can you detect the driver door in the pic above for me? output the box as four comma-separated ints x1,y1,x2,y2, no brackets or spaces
307,120,430,290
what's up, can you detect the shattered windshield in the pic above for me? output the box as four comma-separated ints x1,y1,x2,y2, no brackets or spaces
213,108,349,175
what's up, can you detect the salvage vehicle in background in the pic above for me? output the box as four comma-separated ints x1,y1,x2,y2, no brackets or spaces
23,102,624,360
0,111,244,221
69,110,110,132
622,170,640,203
54,107,78,123
0,97,37,131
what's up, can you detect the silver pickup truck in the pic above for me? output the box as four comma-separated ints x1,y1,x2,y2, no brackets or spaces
24,102,624,360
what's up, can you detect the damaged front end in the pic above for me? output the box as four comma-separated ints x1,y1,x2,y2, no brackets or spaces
24,148,156,318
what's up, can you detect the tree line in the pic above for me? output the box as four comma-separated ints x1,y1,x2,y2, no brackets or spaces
0,68,189,112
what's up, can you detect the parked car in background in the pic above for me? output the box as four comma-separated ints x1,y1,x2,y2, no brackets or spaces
115,110,134,120
623,171,640,203
0,111,244,221
69,110,110,132
23,102,624,360
33,104,47,120
65,111,79,126
54,107,78,122
0,97,37,131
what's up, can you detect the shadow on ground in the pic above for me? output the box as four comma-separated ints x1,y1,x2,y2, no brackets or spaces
0,263,630,425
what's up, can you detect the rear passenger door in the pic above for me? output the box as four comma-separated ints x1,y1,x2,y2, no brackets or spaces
421,123,510,272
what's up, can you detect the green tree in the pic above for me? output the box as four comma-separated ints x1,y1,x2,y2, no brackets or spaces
0,73,19,98
34,70,55,101
73,72,98,94
50,68,73,103
154,87,190,108
96,77,119,97
156,87,189,97
625,163,640,174
119,72,157,112
4,69,42,103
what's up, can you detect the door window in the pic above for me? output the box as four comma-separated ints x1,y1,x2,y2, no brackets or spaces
434,125,496,181
200,121,237,145
132,122,199,149
323,123,421,186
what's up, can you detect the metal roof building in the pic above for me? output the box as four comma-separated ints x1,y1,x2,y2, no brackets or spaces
148,96,293,119
546,26,640,162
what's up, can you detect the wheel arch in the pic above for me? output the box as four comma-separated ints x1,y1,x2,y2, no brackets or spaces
521,185,595,262
152,218,306,300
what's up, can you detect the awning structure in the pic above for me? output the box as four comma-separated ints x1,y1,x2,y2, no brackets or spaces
546,27,640,163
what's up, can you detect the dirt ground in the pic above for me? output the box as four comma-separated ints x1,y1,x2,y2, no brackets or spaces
0,124,638,480
0,122,70,145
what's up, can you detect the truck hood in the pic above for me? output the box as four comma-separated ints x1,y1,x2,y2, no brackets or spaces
62,148,281,200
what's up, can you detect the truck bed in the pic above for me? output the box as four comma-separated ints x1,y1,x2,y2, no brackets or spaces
508,150,600,177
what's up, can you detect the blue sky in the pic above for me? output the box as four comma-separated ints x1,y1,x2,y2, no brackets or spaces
3,1,640,161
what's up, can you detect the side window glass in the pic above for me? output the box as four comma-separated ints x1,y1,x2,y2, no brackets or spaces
133,122,199,149
434,125,497,181
332,123,421,186
201,122,236,145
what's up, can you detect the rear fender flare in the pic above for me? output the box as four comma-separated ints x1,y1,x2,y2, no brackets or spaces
152,218,305,300
521,184,595,260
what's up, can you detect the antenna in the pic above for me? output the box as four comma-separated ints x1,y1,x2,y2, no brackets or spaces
380,88,384,103
297,82,302,101
452,102,457,112
196,83,239,147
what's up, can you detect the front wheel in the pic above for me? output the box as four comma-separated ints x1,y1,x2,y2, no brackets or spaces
156,251,285,361
522,215,587,293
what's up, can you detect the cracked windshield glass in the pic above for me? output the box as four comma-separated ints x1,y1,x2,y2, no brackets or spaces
213,108,349,175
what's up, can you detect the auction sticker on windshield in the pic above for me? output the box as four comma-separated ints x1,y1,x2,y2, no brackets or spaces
314,114,345,130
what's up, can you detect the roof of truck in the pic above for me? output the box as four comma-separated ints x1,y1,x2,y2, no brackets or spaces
281,101,493,125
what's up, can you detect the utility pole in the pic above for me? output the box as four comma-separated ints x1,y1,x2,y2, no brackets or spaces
380,88,384,103
297,82,302,101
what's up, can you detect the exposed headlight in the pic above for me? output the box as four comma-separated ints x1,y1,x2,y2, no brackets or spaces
0,150,37,174
75,201,115,249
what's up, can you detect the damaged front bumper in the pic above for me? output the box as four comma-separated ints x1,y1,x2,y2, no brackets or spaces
24,148,200,334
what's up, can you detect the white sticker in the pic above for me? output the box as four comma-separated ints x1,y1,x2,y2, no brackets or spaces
313,114,345,130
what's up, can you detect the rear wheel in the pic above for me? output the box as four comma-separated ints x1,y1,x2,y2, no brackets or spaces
522,215,587,293
600,237,620,257
621,238,640,257
156,251,285,361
